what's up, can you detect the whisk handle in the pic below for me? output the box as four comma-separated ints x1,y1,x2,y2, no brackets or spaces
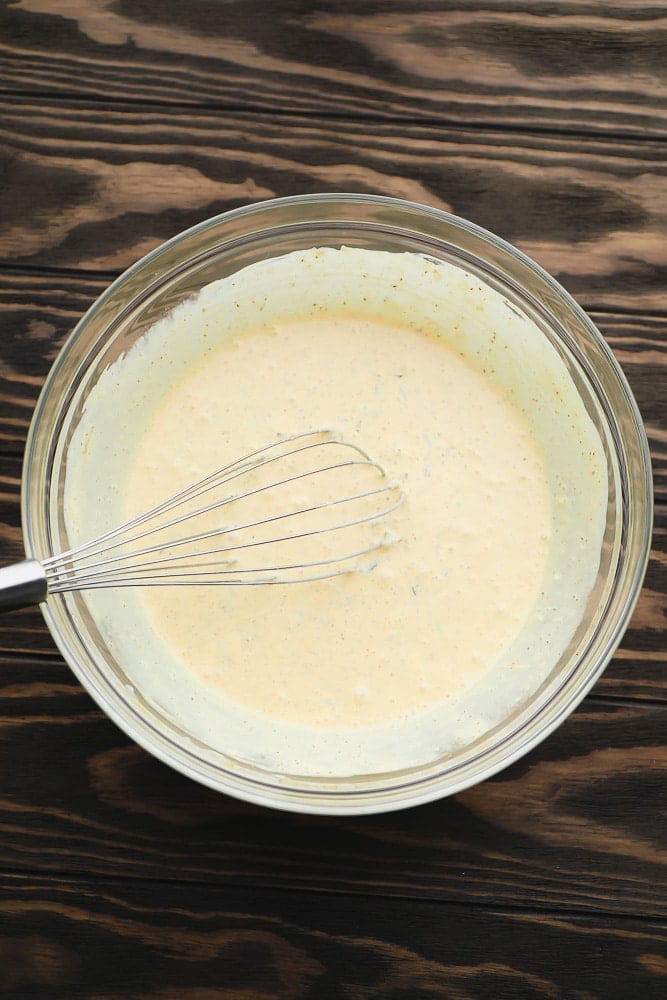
0,560,48,611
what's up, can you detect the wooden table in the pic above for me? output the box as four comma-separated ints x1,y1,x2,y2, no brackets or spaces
0,3,665,997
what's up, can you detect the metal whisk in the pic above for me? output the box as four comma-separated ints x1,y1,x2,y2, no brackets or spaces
0,431,403,612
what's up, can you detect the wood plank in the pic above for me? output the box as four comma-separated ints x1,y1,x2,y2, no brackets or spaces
1,98,666,310
0,874,666,1000
0,647,665,917
1,0,667,139
0,272,102,457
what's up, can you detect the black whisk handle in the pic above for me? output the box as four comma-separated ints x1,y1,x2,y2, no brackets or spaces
0,560,48,611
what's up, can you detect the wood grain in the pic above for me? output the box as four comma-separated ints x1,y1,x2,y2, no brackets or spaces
1,0,667,140
0,877,666,1000
1,97,666,310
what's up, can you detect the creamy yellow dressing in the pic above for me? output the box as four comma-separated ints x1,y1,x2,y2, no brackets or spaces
128,314,550,728
64,247,607,776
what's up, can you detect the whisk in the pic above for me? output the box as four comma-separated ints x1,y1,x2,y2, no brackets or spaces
0,430,403,612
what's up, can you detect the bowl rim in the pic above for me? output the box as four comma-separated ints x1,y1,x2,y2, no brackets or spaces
21,192,654,814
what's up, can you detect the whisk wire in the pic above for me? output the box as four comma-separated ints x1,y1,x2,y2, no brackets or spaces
40,431,402,594
45,483,400,591
43,431,334,565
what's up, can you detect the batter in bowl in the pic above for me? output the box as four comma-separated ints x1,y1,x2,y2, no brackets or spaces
64,248,607,776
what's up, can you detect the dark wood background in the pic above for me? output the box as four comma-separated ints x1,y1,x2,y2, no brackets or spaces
0,2,665,998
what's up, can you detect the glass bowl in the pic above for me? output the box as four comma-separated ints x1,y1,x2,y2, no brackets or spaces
22,194,653,814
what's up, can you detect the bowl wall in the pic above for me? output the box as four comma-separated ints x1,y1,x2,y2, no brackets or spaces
22,194,653,814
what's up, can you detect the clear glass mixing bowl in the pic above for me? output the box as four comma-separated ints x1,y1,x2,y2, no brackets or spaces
22,194,653,814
